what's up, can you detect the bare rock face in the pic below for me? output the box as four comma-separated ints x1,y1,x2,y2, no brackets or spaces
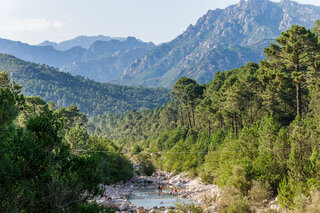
118,201,129,211
99,200,118,209
119,0,320,88
137,206,145,213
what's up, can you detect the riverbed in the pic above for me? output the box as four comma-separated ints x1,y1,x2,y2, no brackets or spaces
97,171,220,212
129,188,191,209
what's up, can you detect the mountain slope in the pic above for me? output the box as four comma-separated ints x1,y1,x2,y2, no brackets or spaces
118,0,320,88
60,37,155,82
0,54,169,116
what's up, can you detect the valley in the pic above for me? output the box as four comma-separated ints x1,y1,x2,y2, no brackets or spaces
2,0,320,212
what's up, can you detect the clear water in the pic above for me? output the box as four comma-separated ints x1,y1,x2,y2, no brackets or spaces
129,189,193,209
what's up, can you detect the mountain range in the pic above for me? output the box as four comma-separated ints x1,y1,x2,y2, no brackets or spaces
38,35,127,51
60,37,155,82
0,36,154,82
0,0,319,88
117,0,320,88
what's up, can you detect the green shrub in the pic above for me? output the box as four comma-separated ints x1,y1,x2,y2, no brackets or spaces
305,191,320,212
137,153,155,176
200,170,214,184
278,178,294,210
132,144,143,154
228,165,250,195
218,186,251,213
248,180,272,208
227,196,251,213
293,193,309,213
174,202,202,213
73,202,115,213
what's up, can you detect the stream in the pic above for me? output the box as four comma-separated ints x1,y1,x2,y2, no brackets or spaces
98,171,220,212
129,188,192,209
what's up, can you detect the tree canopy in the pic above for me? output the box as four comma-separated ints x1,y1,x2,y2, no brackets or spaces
260,25,320,116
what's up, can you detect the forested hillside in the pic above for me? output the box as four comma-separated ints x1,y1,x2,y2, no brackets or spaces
91,24,320,211
0,71,132,212
0,54,170,116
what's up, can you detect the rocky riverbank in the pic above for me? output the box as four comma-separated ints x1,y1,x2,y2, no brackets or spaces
97,170,280,212
96,170,220,212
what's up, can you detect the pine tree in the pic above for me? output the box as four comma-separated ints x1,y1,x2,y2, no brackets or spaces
260,25,320,116
171,77,204,129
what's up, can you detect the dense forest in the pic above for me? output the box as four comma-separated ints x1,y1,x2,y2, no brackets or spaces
0,71,133,212
90,23,320,211
0,53,170,116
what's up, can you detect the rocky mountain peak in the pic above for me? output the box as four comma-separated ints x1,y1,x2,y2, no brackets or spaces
236,0,275,17
118,0,320,88
280,0,293,6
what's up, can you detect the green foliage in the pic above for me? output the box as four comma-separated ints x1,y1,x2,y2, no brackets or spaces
0,54,170,116
66,125,90,150
260,25,320,117
0,70,24,126
304,191,320,212
0,110,101,212
278,178,294,210
248,180,272,208
0,73,134,212
311,20,320,41
72,202,115,213
132,144,143,154
253,117,289,191
293,193,310,213
136,153,155,176
228,166,251,195
89,136,133,184
218,186,251,213
67,128,133,184
171,77,204,129
173,202,202,213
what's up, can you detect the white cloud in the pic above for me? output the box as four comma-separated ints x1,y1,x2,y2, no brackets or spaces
2,18,63,32
53,20,63,29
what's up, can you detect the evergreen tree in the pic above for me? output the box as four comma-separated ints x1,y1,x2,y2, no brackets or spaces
260,25,320,116
171,77,204,129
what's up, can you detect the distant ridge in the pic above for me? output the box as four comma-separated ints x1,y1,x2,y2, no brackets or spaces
0,36,154,82
60,37,155,82
0,37,86,67
38,35,127,51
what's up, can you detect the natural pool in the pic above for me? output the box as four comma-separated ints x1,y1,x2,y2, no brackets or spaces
129,188,193,209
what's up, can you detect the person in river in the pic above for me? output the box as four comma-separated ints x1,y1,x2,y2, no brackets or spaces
157,183,162,197
169,186,177,195
104,192,112,201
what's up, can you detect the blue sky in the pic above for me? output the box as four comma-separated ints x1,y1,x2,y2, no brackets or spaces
0,0,319,45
